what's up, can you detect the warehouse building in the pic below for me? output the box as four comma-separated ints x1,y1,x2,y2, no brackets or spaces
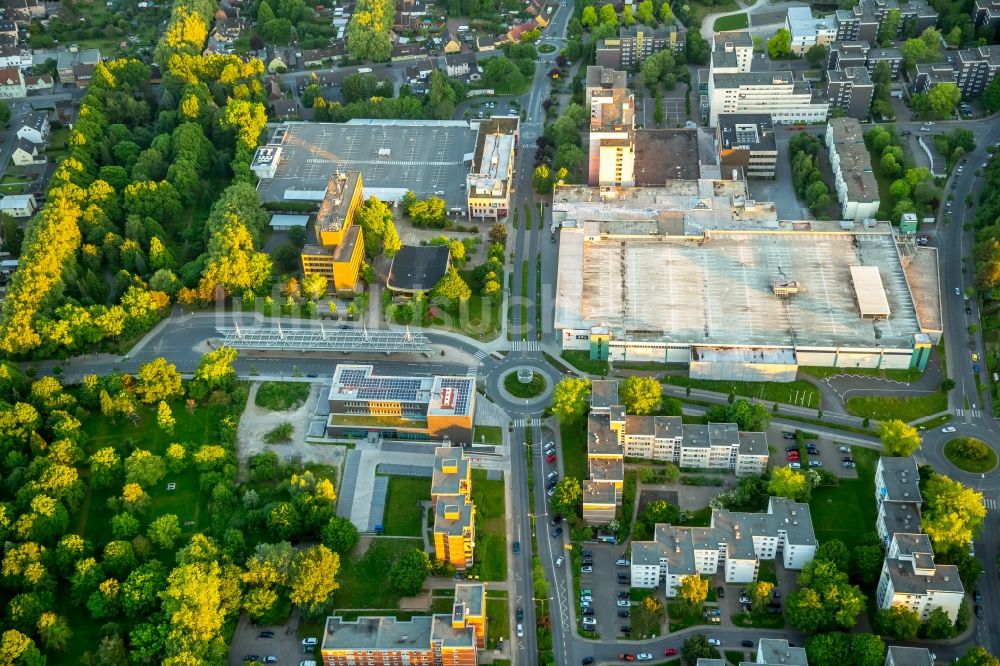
553,184,940,380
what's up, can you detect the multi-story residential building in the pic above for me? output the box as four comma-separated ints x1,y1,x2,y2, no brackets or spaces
708,70,828,127
827,67,874,119
885,647,935,666
466,116,518,219
713,31,754,72
876,532,964,620
596,23,683,69
0,65,24,98
434,493,476,569
836,0,937,41
874,456,922,507
586,68,635,186
630,498,817,595
974,0,1000,32
583,405,626,524
786,7,837,55
325,364,476,443
55,48,100,85
875,498,922,544
834,5,880,42
584,64,627,105
867,47,904,80
299,172,365,292
826,117,881,222
716,113,778,179
956,45,1000,96
322,584,485,665
827,41,870,71
445,52,479,78
0,193,35,217
914,62,958,93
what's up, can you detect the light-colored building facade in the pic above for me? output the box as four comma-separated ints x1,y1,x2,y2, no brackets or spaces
786,7,837,55
708,70,828,127
827,117,880,222
321,584,484,665
630,498,817,595
585,66,636,187
0,65,24,98
0,193,35,217
596,24,683,69
716,113,778,179
466,116,518,219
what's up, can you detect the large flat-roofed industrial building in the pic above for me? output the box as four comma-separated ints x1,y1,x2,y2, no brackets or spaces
553,185,941,381
252,119,514,216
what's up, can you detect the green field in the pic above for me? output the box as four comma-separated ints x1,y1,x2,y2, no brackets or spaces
472,469,508,581
686,0,739,23
808,447,879,549
426,269,503,341
381,476,430,536
255,381,310,410
332,538,424,609
662,375,821,407
561,350,608,376
559,418,588,481
844,392,948,422
713,12,748,30
944,437,998,473
487,597,510,648
800,366,922,382
475,426,504,446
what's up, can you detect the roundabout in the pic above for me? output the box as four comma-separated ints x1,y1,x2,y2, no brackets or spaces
503,369,547,399
943,436,998,474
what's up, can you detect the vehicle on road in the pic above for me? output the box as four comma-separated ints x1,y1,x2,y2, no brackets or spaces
243,657,260,664
620,654,635,662
708,639,722,646
638,655,653,661
617,600,630,607
517,623,524,637
258,631,275,639
513,541,520,555
956,287,961,296
972,352,980,362
516,606,524,621
551,527,563,538
616,559,630,566
975,590,983,604
742,641,755,648
665,648,678,657
942,426,956,433
839,446,851,453
976,605,984,619
582,659,595,665
263,658,277,664
555,556,564,567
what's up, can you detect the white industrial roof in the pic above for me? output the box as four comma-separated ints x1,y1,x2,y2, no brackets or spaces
850,265,891,317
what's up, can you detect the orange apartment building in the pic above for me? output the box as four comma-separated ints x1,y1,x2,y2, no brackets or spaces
321,584,485,665
432,446,476,570
300,171,365,292
325,364,476,443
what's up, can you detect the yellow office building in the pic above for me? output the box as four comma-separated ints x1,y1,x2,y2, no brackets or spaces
301,172,365,292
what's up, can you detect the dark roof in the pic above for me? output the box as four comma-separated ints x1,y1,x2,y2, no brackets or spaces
634,129,699,184
387,244,451,292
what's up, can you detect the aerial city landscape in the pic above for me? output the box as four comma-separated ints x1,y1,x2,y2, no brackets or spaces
0,0,999,663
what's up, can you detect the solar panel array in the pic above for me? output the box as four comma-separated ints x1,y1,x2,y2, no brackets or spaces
338,367,426,401
437,378,472,414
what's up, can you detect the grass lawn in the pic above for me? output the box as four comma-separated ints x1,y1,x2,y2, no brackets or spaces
426,270,502,341
914,413,953,429
255,381,310,410
474,425,504,446
944,437,998,473
504,371,546,398
732,612,784,629
487,597,510,648
726,650,747,665
687,0,739,23
472,469,507,581
667,601,708,632
332,538,425,609
713,12,748,30
663,376,820,407
844,392,948,422
631,600,666,638
559,417,588,482
0,183,25,194
561,350,608,376
380,476,430,537
808,446,879,549
48,127,71,150
800,366,922,382
758,560,777,585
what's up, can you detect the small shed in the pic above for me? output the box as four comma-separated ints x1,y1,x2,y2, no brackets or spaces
269,214,310,230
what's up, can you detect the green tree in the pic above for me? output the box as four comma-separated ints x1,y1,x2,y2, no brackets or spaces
921,606,955,638
533,164,553,194
89,448,121,488
0,101,10,128
805,44,828,66
430,267,471,305
851,634,887,666
678,575,708,609
768,466,810,501
640,499,679,531
391,548,429,596
193,346,238,392
551,476,582,517
134,357,183,404
922,473,986,552
619,376,662,415
124,450,166,488
659,0,673,23
35,611,71,652
257,0,275,22
682,634,721,665
121,562,166,618
983,76,1000,113
879,419,922,456
290,544,340,617
787,559,866,632
852,541,886,584
878,9,901,45
355,196,401,256
551,377,591,423
956,647,1000,666
767,28,792,59
875,603,921,639
581,5,597,27
599,3,618,25
147,514,182,550
301,274,328,301
156,401,175,435
815,539,850,571
636,0,654,24
920,83,961,120
321,516,359,554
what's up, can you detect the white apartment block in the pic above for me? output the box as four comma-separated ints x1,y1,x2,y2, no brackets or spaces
630,498,817,596
713,31,754,73
873,457,964,622
827,117,881,222
708,71,828,128
786,7,837,55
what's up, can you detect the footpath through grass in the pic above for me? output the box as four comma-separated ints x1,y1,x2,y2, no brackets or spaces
663,375,820,407
254,381,310,411
808,447,879,549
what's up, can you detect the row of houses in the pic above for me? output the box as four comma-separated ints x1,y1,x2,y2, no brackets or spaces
698,641,937,666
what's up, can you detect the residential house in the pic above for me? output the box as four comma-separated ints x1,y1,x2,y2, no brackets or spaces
445,51,479,78
913,62,958,93
785,7,837,55
826,41,870,71
71,63,94,88
405,56,436,83
526,0,546,16
393,0,422,31
55,48,100,85
23,73,52,91
3,0,45,19
0,44,29,68
0,65,24,98
827,66,874,119
885,647,935,666
301,48,335,67
0,193,36,217
271,100,299,119
16,111,49,144
441,28,462,54
0,19,17,43
391,41,426,61
826,117,881,221
596,24,683,69
956,45,1000,96
11,138,42,165
630,498,818,595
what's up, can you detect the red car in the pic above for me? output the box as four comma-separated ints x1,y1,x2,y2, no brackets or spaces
619,656,635,663
665,648,678,657
786,451,799,459
546,454,556,463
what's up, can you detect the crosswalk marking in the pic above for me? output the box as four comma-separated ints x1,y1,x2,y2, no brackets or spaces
955,408,983,417
466,366,479,377
984,498,996,511
474,350,488,360
513,418,542,428
510,340,540,351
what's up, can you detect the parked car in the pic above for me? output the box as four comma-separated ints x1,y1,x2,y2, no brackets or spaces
975,590,983,604
551,527,563,538
621,626,632,634
581,588,592,596
582,550,592,557
262,658,277,664
258,631,275,639
708,639,722,646
582,558,593,566
618,591,629,599
782,432,796,439
717,587,725,598
243,657,260,664
809,460,822,467
582,618,596,628
617,600,630,607
618,610,630,618
546,454,556,463
742,641,755,648
582,608,595,616
302,638,318,647
789,462,802,469
616,558,630,566
638,654,654,661
581,565,593,573
581,595,593,602
517,623,524,637
582,658,595,665
838,446,851,453
551,515,562,525
975,605,984,619
620,654,635,662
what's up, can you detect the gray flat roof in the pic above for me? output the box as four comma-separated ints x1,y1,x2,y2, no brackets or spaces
556,223,922,349
590,379,620,410
758,639,808,666
886,557,964,595
878,457,922,503
255,120,477,209
887,647,935,666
